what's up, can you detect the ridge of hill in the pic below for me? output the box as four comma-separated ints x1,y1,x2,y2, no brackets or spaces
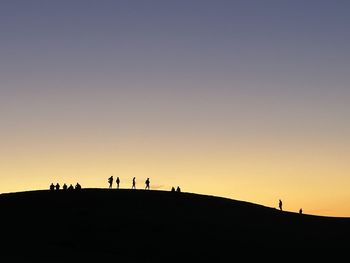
0,189,349,260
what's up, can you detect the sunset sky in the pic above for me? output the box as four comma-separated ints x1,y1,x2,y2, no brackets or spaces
1,0,350,217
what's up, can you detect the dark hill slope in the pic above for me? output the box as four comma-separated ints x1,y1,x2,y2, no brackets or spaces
0,189,349,261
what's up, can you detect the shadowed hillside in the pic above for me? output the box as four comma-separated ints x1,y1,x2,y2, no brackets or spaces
0,189,349,261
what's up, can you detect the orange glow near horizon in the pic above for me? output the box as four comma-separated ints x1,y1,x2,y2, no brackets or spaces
1,128,349,218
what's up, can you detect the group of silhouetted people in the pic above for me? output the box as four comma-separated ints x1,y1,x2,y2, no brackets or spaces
108,176,120,188
106,176,183,194
107,176,151,190
49,179,306,214
50,182,81,191
171,186,181,193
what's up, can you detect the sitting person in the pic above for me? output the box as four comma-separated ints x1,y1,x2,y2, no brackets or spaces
75,183,81,190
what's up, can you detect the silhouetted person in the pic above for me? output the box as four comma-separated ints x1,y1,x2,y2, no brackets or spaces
132,177,136,189
279,199,283,211
171,186,175,192
75,183,81,190
116,177,120,189
299,208,303,214
62,183,67,190
108,176,113,188
176,186,181,193
68,184,74,190
50,183,55,191
145,178,150,190
55,183,60,190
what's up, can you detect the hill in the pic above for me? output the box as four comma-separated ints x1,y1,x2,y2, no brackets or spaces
0,189,349,261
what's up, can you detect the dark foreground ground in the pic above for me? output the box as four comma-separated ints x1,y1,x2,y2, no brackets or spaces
0,189,349,261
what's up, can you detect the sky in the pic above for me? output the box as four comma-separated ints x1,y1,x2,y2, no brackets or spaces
1,0,350,217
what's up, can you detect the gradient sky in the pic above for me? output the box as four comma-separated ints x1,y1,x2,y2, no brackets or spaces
1,0,350,216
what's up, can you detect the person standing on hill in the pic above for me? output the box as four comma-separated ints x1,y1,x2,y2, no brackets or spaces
279,199,283,211
108,176,113,188
145,178,150,190
116,177,120,189
132,177,136,189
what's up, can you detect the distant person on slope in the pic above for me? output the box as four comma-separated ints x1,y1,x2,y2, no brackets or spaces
55,183,60,190
50,183,55,191
108,176,113,188
279,199,283,211
116,177,120,189
145,178,150,190
132,177,136,189
176,186,181,193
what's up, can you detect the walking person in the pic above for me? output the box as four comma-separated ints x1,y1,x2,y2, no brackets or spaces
145,178,150,190
108,176,113,188
279,199,283,211
116,177,120,189
132,177,136,189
